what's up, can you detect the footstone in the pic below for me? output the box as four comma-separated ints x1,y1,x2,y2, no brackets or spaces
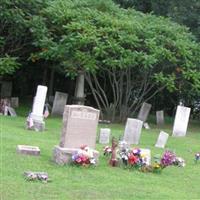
123,118,143,145
59,105,100,149
11,97,19,108
137,102,152,122
17,145,40,156
53,146,99,165
155,131,169,148
51,92,68,116
172,106,191,137
156,110,164,126
99,128,111,144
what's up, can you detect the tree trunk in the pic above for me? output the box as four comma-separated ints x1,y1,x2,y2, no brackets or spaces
74,72,85,105
42,67,48,86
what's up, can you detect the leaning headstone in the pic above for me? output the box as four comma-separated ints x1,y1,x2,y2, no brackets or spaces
156,110,164,126
11,97,19,108
5,106,17,116
53,105,100,165
140,148,151,165
123,118,143,145
99,128,111,144
30,85,47,131
17,145,40,156
172,105,191,137
155,131,169,148
137,102,152,122
51,92,68,116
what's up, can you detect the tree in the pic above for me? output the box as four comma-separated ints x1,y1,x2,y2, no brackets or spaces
0,0,47,76
30,0,200,121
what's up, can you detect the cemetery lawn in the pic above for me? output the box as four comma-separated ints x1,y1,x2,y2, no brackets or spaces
1,111,200,200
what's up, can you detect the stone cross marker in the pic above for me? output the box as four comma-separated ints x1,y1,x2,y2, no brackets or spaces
155,131,169,148
172,105,191,137
156,110,164,126
30,85,48,131
59,105,100,149
123,118,143,145
51,92,68,116
137,102,152,122
99,128,111,144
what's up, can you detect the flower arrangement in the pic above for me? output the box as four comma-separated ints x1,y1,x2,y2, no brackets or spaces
103,146,112,156
72,145,96,166
160,150,176,167
195,152,200,163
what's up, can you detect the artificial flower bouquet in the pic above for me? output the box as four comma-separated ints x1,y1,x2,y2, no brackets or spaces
72,145,96,167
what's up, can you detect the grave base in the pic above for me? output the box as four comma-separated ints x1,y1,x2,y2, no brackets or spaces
27,120,45,132
53,146,99,165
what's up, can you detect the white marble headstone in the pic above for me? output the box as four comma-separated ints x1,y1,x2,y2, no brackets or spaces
123,118,143,145
137,102,152,122
156,110,164,126
31,85,47,122
172,106,191,137
99,128,111,144
155,131,169,148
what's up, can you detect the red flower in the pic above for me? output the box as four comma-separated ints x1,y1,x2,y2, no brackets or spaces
128,153,138,165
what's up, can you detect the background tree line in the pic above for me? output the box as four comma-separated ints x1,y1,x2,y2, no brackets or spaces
1,0,200,121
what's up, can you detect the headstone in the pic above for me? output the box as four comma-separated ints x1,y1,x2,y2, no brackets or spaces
99,128,111,144
0,98,10,113
140,148,151,165
172,105,191,137
143,122,150,129
0,81,12,97
11,97,19,108
5,106,17,116
30,85,47,131
17,145,40,156
155,131,169,148
123,118,143,145
156,110,164,126
137,102,152,122
51,92,68,116
53,105,100,165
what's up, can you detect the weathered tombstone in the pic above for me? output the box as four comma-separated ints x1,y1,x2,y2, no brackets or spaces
123,118,143,145
5,106,17,116
155,131,169,148
53,105,100,165
140,148,151,165
156,110,164,126
137,102,152,122
11,97,19,108
30,85,48,131
51,92,68,116
17,145,40,156
172,105,191,137
99,128,111,144
0,81,12,97
143,122,150,129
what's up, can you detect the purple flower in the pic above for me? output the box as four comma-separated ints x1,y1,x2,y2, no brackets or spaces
161,151,176,167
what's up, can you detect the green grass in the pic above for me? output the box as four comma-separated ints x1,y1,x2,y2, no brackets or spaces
0,107,200,200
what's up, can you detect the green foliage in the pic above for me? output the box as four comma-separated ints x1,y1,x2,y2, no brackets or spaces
31,0,200,94
0,0,47,75
0,55,20,75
